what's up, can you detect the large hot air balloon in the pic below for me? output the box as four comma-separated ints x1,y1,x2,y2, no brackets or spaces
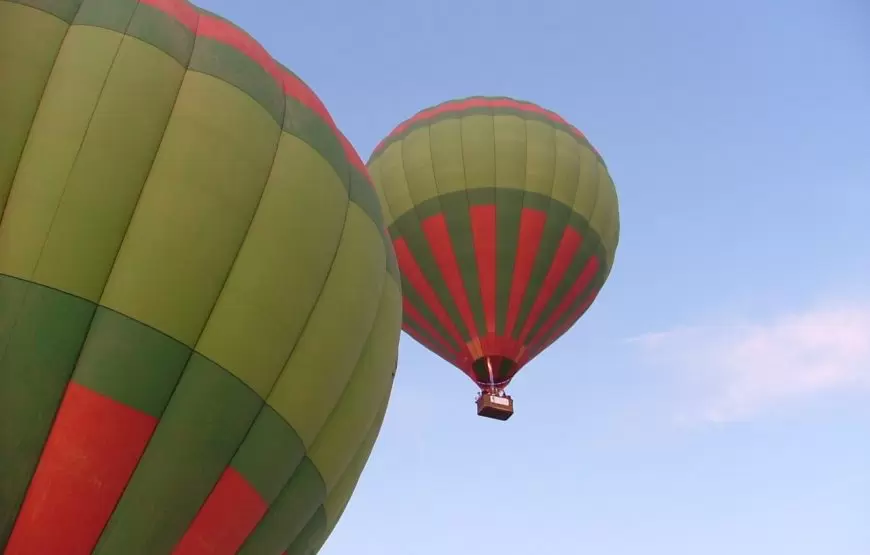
0,1,401,554
367,96,619,420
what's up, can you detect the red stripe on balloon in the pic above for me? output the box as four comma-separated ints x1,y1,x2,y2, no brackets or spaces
523,289,599,367
518,226,582,344
504,208,547,338
172,467,268,555
5,382,157,555
469,204,497,336
521,257,600,365
403,297,463,358
402,324,466,374
420,214,480,341
535,288,600,359
392,238,466,350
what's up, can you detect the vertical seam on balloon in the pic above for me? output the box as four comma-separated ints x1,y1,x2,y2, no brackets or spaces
540,150,607,340
537,150,603,347
282,396,389,555
469,105,498,344
506,117,533,338
540,285,599,357
402,304,462,364
583,159,608,288
402,322,440,358
152,49,372,551
493,110,509,340
585,156,604,255
565,145,599,247
370,159,396,227
538,281,601,359
523,233,584,346
524,138,599,342
284,507,326,554
234,147,359,551
292,173,398,445
91,10,196,314
0,6,118,549
0,38,84,542
243,125,355,521
164,70,293,554
602,172,619,279
378,151,434,331
521,145,605,362
397,268,461,355
393,227,467,352
424,120,475,363
289,233,389,460
397,126,467,350
534,122,563,324
0,297,96,546
374,151,403,238
90,5,205,546
445,120,486,346
0,1,123,545
290,161,386,435
489,103,500,323
454,110,477,346
0,2,87,421
0,0,83,229
304,271,389,493
518,225,585,345
318,394,389,533
238,458,324,554
370,153,401,292
418,123,460,364
527,255,600,358
515,121,560,348
449,112,476,362
501,115,530,340
27,7,140,284
484,102,499,360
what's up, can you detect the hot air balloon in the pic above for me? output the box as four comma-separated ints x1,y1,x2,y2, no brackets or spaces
0,1,400,554
367,96,619,420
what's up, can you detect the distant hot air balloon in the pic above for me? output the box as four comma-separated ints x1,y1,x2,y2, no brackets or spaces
367,96,619,420
0,1,400,554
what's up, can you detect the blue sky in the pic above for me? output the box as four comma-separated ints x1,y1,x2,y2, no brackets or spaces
196,0,870,553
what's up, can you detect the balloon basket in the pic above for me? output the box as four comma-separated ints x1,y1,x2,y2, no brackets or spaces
476,392,514,421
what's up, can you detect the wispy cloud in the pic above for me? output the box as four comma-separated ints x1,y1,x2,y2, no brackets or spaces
630,303,870,422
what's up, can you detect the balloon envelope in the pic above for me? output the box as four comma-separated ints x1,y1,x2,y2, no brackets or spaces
0,1,400,553
367,96,619,390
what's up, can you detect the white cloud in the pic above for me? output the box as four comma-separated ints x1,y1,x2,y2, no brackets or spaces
630,303,870,422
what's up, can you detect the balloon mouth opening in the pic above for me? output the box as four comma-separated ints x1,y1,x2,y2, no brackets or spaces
471,355,517,392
